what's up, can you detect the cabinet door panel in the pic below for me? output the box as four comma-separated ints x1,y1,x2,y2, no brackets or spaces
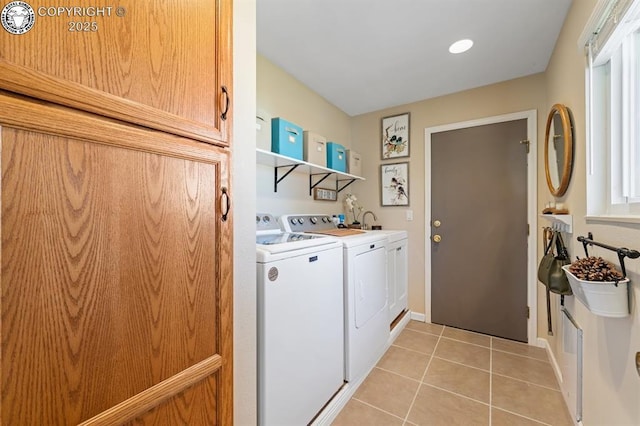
395,241,408,315
388,240,408,322
128,375,218,425
1,126,229,424
0,0,231,145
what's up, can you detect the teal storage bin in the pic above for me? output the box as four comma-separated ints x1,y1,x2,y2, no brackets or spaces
326,142,347,172
271,118,303,160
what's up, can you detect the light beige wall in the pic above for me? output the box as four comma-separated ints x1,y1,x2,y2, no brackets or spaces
233,0,257,424
544,0,640,424
350,75,547,314
256,54,353,216
257,54,352,147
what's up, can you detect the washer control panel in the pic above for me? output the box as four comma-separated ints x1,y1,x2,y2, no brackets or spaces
280,214,335,233
256,213,281,232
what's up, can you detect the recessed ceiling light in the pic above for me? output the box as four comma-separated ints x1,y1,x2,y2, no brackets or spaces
449,39,474,54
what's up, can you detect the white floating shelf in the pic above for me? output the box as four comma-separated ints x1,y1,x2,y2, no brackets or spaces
256,148,364,194
539,214,573,233
256,148,364,179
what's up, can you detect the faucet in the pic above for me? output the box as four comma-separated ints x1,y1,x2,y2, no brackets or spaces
361,211,377,230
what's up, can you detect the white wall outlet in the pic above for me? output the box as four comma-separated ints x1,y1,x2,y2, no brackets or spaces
406,210,413,221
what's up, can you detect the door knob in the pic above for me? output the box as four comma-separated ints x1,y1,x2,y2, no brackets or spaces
433,220,442,228
433,234,442,243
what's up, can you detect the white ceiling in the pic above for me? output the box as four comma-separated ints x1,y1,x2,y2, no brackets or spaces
257,0,573,116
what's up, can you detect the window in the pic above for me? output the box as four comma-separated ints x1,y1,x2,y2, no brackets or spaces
582,0,640,221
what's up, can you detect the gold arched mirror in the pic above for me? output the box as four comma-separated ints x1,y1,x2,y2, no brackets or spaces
544,104,574,197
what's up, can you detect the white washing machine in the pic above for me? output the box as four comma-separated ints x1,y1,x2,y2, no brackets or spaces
256,214,344,426
280,214,389,383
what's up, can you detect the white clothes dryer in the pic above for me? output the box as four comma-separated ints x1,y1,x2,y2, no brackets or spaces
280,214,390,383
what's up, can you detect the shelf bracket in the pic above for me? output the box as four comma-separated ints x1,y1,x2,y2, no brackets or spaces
309,172,333,196
337,178,357,193
274,164,300,192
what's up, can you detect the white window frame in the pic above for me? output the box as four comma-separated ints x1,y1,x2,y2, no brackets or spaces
581,0,640,223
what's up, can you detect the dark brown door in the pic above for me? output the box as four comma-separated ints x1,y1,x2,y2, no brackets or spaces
431,119,528,342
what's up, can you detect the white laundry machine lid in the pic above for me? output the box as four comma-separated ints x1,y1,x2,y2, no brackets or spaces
256,213,341,261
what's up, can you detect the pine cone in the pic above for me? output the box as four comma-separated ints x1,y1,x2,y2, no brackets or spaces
568,256,624,281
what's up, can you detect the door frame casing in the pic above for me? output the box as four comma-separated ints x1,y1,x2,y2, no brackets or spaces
424,110,537,344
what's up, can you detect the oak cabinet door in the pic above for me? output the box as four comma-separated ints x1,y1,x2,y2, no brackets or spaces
0,104,232,424
0,0,232,146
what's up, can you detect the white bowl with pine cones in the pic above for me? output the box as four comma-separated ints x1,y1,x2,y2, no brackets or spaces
562,257,630,318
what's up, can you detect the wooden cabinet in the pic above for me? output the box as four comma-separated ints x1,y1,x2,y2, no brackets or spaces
0,0,232,424
0,0,232,146
388,236,408,323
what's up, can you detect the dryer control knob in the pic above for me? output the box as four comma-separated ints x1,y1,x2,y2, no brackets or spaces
310,217,318,224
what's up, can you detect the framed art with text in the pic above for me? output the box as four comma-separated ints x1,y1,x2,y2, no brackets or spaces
381,112,410,159
380,162,409,206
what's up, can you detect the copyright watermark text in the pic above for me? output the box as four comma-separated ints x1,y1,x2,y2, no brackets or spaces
2,2,126,34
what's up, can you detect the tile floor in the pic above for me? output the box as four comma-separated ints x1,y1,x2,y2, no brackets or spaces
332,321,574,426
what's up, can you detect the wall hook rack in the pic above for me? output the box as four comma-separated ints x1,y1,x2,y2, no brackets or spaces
539,214,572,233
576,232,640,278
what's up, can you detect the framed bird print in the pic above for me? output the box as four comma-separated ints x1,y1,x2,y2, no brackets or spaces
380,162,409,206
381,112,410,159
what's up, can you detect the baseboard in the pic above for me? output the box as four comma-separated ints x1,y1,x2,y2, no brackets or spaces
538,337,564,384
541,335,585,425
310,379,362,426
410,311,426,322
390,310,411,342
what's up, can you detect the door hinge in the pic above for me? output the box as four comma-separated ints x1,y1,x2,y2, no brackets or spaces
527,306,530,319
527,223,530,236
519,139,530,154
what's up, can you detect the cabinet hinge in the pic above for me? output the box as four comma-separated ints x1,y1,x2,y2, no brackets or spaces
527,306,530,319
527,223,530,236
519,139,530,154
